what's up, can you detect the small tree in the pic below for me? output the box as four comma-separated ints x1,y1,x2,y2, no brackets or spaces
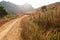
41,6,47,12
0,6,8,18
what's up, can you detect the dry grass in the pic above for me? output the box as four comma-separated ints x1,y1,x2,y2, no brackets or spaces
0,17,11,26
21,3,60,40
0,14,19,26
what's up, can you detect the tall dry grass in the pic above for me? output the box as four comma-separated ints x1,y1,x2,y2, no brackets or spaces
21,5,60,40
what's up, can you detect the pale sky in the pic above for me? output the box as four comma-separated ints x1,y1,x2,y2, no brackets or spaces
0,0,60,8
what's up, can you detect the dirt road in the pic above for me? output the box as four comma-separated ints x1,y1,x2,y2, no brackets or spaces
0,15,29,40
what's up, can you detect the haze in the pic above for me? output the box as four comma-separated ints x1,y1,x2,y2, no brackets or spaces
0,0,60,8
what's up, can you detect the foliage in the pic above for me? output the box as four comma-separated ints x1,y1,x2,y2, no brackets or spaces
46,31,60,40
41,5,47,12
21,4,60,40
0,6,8,18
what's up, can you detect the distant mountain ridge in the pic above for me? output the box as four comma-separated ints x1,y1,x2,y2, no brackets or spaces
0,1,34,14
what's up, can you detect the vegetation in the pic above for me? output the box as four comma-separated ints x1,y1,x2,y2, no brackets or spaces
0,6,8,18
0,6,18,26
21,3,60,40
41,5,47,12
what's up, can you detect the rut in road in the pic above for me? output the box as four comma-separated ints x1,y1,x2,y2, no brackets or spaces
0,15,29,40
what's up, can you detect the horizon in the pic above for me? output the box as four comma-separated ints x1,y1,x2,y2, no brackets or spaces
0,0,60,8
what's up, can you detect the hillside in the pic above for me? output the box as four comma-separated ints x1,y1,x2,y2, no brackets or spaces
21,2,60,40
0,1,34,14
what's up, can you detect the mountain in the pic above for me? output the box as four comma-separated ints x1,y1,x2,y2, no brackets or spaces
21,3,34,12
0,1,34,14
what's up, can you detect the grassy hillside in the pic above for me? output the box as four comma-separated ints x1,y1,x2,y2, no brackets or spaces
21,2,60,40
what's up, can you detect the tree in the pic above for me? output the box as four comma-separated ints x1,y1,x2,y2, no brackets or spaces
0,6,8,18
41,6,47,12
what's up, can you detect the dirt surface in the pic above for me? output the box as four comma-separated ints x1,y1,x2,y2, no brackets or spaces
0,15,29,40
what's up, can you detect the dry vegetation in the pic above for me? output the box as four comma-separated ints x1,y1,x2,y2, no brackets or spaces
0,18,9,26
21,2,60,40
0,14,18,26
0,17,14,26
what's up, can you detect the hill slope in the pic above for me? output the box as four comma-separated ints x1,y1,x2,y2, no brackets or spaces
21,2,60,40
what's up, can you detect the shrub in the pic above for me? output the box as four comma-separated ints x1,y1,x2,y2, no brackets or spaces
41,5,47,12
0,6,8,18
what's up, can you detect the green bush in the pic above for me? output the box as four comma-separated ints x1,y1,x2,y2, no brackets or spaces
0,6,8,18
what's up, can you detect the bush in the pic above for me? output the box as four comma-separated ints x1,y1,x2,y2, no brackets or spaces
41,5,47,12
0,6,8,18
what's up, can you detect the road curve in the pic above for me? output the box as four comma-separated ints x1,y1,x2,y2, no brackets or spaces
0,15,29,40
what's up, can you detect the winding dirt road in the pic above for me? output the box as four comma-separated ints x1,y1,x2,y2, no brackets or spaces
0,15,29,40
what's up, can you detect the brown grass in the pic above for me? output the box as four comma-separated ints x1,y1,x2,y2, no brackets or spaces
20,3,60,40
0,17,11,26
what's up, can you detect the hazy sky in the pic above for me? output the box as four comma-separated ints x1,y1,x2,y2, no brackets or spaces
0,0,60,8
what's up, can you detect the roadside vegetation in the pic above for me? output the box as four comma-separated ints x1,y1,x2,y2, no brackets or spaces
0,6,18,26
21,3,60,40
